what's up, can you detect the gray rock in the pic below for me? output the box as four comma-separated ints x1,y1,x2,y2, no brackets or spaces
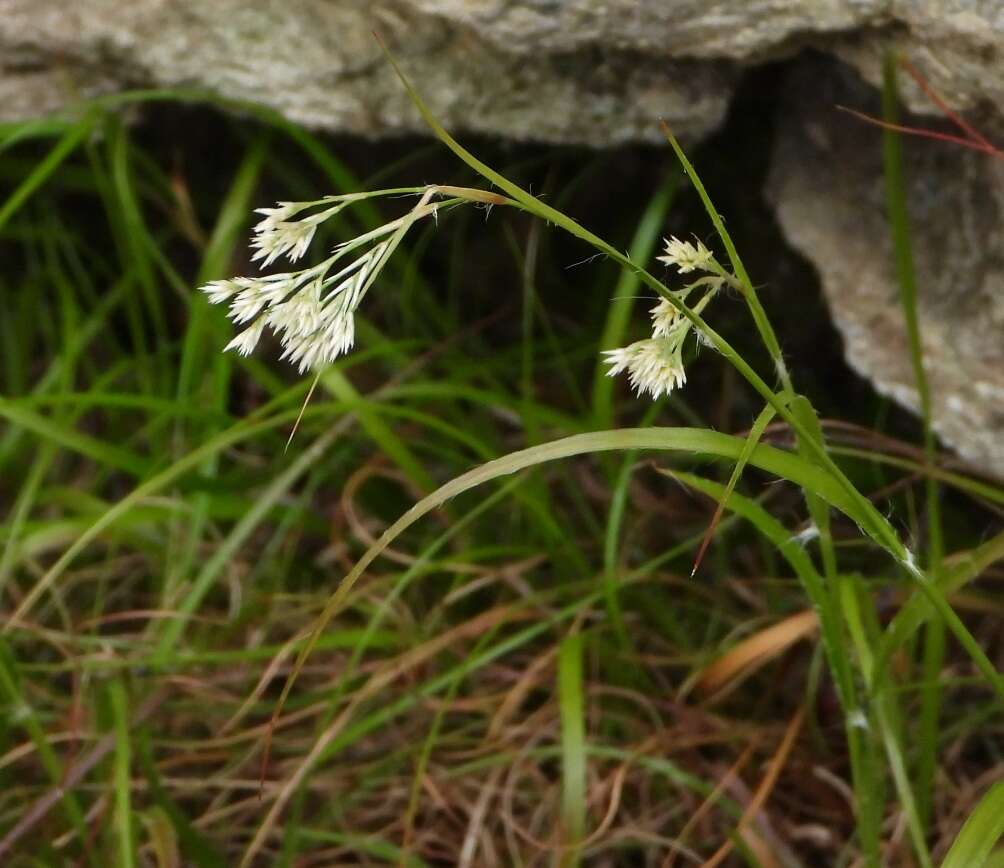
768,58,1004,478
0,0,739,145
2,1,1002,144
834,2,1004,120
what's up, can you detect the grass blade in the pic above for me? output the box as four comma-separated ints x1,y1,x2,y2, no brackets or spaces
691,402,776,577
0,114,94,232
940,779,1004,868
881,51,945,827
109,678,137,868
558,632,587,864
265,423,898,775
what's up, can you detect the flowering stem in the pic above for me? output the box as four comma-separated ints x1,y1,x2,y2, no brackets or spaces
661,125,795,397
378,42,914,569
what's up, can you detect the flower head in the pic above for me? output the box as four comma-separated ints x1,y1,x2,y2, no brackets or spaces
657,236,715,274
253,202,302,235
279,311,355,373
251,219,319,267
599,227,735,402
603,337,686,399
201,278,242,305
199,190,440,373
650,297,683,337
224,317,267,357
197,185,509,376
266,281,324,339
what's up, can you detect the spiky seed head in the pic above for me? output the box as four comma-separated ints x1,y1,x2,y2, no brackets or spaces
224,317,267,357
252,202,301,235
251,220,319,267
650,297,684,337
201,279,242,305
603,337,687,399
657,236,715,274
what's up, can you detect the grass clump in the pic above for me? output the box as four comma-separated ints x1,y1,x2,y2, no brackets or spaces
0,56,1003,867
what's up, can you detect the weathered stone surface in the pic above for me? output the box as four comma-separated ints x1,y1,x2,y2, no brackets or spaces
768,58,1004,478
0,0,738,145
2,2,1003,144
833,2,1004,120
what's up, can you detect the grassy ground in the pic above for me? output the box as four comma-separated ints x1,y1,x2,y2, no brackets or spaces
2,70,1004,867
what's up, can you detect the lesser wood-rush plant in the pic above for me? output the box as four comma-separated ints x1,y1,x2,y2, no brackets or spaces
193,49,1004,868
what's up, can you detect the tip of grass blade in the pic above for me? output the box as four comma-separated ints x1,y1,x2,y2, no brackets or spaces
285,372,321,452
690,498,727,578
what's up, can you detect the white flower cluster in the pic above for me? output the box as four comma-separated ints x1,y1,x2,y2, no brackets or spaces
604,337,687,400
200,190,440,373
657,235,716,274
603,236,726,400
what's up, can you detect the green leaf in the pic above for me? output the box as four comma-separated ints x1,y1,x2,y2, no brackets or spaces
0,114,95,232
558,633,586,864
691,402,777,577
0,398,150,477
940,779,1004,868
269,425,888,747
108,678,136,868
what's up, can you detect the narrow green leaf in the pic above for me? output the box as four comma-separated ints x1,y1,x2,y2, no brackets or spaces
882,52,945,828
691,403,776,576
790,395,877,864
0,398,149,476
0,114,94,232
558,633,587,864
270,425,888,745
108,679,136,868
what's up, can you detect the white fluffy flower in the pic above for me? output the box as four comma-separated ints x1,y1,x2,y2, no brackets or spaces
202,236,378,373
251,220,318,267
601,234,733,402
279,311,355,374
278,330,325,374
224,317,267,357
201,279,242,305
252,202,302,235
650,276,725,337
603,337,687,399
228,278,292,324
198,186,468,374
250,199,357,267
320,311,355,361
650,297,683,337
266,282,324,339
657,236,715,274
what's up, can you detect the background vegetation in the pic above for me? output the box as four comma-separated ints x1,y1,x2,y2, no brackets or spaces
1,63,1003,866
